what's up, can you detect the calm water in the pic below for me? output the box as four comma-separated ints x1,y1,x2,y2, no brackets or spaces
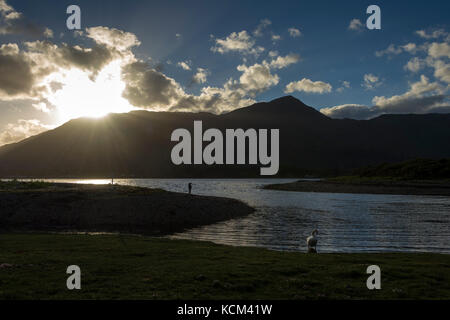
43,178,450,253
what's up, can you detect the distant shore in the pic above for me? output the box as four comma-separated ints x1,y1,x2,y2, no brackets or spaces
0,181,254,235
264,177,450,196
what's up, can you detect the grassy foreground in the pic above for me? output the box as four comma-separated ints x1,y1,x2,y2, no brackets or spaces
1,234,449,300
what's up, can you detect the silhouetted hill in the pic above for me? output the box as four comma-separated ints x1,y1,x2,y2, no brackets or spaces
1,96,450,178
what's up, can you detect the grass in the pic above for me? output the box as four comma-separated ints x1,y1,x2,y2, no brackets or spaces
0,234,449,300
0,179,51,191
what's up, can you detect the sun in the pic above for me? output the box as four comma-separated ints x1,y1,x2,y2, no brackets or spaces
44,60,135,124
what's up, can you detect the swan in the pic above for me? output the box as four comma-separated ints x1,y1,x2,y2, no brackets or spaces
306,229,319,252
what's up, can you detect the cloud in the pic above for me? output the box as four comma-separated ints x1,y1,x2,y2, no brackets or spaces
0,25,137,103
211,30,264,55
404,57,425,72
362,73,382,90
237,62,279,95
268,53,300,69
285,78,332,94
121,58,281,115
25,40,116,79
43,27,53,38
177,61,191,71
253,19,271,37
0,23,275,117
86,26,141,51
0,44,35,99
348,19,363,31
415,29,448,40
428,42,450,59
320,104,378,119
271,34,281,42
430,59,450,83
0,0,51,37
321,75,449,119
121,61,186,109
288,27,301,38
336,80,351,92
0,119,52,146
191,68,209,84
375,43,423,57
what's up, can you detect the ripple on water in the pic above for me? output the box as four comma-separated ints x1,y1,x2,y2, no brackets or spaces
43,178,450,253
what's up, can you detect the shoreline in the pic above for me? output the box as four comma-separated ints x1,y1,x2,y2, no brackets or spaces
0,181,255,235
263,178,450,196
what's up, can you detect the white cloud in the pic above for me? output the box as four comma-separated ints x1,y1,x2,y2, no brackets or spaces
431,59,450,83
288,27,301,38
271,34,281,42
415,29,448,40
321,75,449,119
86,26,141,51
192,68,209,84
375,43,423,57
0,119,53,146
336,80,351,93
362,73,382,90
268,53,300,69
428,42,450,59
211,30,264,56
348,19,363,31
237,63,279,95
404,57,425,72
177,61,191,71
253,19,271,37
285,78,332,94
43,27,53,38
321,104,376,119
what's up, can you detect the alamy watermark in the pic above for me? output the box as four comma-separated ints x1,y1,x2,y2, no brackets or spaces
66,265,81,290
171,121,279,176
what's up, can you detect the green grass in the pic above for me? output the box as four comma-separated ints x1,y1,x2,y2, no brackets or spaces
0,179,51,191
0,234,449,300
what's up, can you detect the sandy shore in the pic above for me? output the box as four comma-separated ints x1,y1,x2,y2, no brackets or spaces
264,179,450,196
0,182,254,235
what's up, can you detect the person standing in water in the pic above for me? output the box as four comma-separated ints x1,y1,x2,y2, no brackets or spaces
188,182,193,194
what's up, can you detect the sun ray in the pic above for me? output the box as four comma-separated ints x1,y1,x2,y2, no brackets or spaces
43,60,135,124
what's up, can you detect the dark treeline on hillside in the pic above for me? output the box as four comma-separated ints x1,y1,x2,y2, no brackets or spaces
354,158,450,180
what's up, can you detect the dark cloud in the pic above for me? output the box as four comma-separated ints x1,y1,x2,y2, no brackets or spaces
58,44,114,77
0,45,34,98
121,61,184,108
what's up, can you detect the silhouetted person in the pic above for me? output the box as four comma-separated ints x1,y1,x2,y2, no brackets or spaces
188,182,192,194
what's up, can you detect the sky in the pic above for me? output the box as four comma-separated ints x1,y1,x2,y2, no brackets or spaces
0,0,449,146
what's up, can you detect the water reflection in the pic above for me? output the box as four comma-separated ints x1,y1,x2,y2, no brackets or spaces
43,178,450,253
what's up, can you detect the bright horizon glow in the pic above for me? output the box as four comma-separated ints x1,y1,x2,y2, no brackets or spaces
45,60,136,124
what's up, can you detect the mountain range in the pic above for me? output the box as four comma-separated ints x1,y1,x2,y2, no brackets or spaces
1,96,450,178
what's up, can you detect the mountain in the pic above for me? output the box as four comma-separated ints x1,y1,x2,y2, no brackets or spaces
1,96,450,178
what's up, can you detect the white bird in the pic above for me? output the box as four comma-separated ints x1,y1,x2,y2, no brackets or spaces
306,229,319,252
